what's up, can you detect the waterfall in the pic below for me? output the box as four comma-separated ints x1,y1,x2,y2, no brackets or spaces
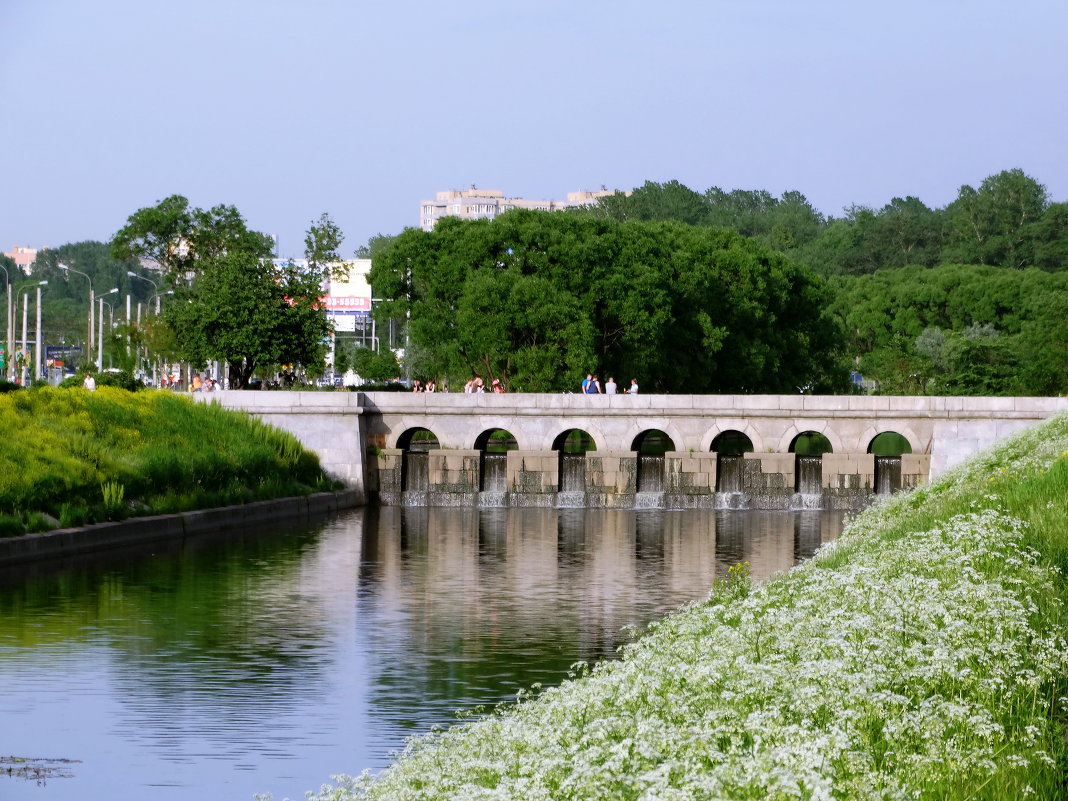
636,455,665,493
875,456,902,495
559,454,586,492
792,455,823,510
715,454,748,509
556,453,587,507
402,451,430,505
481,453,507,491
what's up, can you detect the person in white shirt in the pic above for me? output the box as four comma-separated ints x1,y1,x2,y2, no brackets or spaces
628,378,638,394
604,377,617,394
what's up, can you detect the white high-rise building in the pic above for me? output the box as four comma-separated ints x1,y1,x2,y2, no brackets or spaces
419,187,622,231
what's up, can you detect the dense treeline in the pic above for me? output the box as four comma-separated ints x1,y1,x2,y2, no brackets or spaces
579,169,1066,275
370,210,848,394
563,170,1066,396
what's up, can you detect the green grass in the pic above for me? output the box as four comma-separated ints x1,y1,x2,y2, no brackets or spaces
287,412,1068,801
0,386,341,535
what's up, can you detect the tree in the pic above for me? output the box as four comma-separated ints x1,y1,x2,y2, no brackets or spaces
165,249,329,388
110,194,274,284
371,209,848,393
113,199,335,388
354,233,397,260
942,169,1048,268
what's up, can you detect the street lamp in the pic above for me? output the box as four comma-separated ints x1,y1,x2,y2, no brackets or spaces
58,263,94,358
149,288,174,312
35,280,48,382
18,280,47,384
0,263,11,380
97,287,118,370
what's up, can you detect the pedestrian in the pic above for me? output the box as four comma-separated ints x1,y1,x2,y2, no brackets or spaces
605,377,617,395
82,372,96,392
474,377,485,393
492,378,504,393
426,380,436,393
585,375,601,394
629,378,639,394
581,373,592,393
192,373,203,392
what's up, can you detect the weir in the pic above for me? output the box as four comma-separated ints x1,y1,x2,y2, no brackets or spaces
197,391,1066,508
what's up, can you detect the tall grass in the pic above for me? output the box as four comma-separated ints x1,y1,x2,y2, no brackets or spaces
289,413,1068,801
0,386,339,534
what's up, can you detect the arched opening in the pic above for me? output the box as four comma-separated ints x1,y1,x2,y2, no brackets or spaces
711,430,754,493
868,432,912,495
398,428,439,493
631,430,674,493
475,429,517,492
790,431,832,495
553,429,596,493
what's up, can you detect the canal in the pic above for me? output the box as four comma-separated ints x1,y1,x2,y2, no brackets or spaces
0,506,845,801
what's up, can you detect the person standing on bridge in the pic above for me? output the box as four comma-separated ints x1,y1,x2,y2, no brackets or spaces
605,377,618,395
629,378,639,394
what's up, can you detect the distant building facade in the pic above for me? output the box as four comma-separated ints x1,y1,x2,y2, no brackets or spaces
3,245,38,274
420,187,623,231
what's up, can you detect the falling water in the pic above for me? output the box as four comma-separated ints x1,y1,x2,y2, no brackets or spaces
715,454,748,509
403,452,430,506
481,453,508,491
636,455,665,493
875,456,902,495
556,454,587,507
792,455,823,510
559,454,586,492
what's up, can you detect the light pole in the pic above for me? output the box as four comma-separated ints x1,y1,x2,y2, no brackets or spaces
19,281,46,384
145,289,173,386
97,287,118,370
58,263,94,362
0,264,11,380
35,281,48,382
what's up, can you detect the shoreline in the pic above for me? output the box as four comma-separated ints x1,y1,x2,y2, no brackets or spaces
0,489,363,567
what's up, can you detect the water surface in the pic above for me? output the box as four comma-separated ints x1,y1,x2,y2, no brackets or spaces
0,506,843,801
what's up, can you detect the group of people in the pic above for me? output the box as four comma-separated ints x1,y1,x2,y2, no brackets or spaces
581,375,638,395
459,376,505,393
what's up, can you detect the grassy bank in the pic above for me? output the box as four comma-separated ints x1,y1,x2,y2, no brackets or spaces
0,386,339,537
295,413,1068,801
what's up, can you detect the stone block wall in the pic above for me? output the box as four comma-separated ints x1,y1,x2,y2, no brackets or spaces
585,451,638,508
822,453,875,490
742,453,795,509
901,454,932,489
428,449,480,505
509,450,558,507
665,452,717,507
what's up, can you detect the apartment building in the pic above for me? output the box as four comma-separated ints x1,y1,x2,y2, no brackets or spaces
419,187,621,231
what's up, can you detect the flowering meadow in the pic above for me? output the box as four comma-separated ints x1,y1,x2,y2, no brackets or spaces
298,413,1068,800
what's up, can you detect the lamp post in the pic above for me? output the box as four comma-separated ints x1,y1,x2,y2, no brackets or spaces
0,264,11,380
145,289,173,386
35,281,48,382
97,287,118,370
58,263,94,362
19,281,47,384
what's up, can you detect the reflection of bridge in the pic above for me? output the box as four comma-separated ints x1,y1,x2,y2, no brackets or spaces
204,392,1064,509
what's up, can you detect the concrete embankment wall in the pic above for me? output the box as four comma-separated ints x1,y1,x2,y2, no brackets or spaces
0,490,362,567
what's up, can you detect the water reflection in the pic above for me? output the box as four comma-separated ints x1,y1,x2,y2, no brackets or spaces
0,506,843,801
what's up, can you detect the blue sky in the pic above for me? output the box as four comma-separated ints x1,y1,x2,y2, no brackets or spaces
2,0,1064,259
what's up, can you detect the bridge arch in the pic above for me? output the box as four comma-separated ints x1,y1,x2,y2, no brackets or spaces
775,423,842,455
553,429,596,493
475,428,517,492
396,427,439,492
702,421,765,454
631,429,674,493
859,424,921,456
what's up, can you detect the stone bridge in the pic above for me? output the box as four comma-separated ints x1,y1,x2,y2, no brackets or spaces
202,392,1065,510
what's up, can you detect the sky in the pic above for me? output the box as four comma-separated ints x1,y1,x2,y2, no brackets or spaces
2,0,1065,259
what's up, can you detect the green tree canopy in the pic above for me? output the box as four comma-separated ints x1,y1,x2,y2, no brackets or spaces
371,210,848,393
